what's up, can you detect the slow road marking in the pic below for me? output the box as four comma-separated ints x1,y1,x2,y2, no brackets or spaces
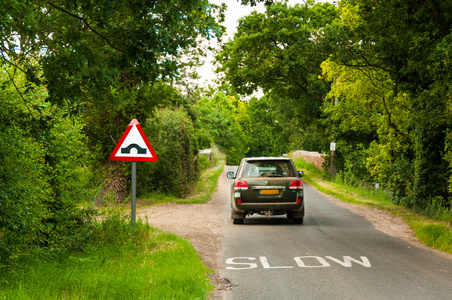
226,256,371,270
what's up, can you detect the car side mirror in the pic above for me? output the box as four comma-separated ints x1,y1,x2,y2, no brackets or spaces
297,171,304,178
227,171,235,179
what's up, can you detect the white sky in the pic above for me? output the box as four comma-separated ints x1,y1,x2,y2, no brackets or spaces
196,0,336,87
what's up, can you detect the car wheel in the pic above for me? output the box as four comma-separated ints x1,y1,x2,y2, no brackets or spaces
231,208,245,224
293,217,303,225
233,218,244,224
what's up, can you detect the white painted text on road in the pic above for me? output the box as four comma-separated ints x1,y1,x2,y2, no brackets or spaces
226,256,371,270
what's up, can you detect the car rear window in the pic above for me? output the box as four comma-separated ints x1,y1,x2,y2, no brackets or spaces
241,160,295,178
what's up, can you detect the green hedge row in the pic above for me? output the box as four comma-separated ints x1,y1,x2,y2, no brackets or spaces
137,108,199,198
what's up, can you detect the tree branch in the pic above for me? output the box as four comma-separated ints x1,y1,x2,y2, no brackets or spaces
4,67,33,115
47,2,123,54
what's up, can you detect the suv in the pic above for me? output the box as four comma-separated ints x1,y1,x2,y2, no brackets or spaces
227,157,304,224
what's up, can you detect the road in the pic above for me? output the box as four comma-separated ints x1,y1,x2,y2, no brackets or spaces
219,168,452,300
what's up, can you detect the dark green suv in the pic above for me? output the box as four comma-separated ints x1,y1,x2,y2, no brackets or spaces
227,157,304,224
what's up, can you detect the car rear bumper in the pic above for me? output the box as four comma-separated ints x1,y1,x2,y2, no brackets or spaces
233,200,304,214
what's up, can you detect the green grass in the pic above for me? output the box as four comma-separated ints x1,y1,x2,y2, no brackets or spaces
0,153,228,300
0,217,213,299
292,156,452,255
179,159,225,204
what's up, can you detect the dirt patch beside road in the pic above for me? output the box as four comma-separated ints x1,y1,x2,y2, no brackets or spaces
137,166,449,300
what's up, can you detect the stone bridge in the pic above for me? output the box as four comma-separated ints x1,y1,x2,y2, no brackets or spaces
291,150,325,170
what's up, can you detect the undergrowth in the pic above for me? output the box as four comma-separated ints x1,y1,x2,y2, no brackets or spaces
0,214,213,299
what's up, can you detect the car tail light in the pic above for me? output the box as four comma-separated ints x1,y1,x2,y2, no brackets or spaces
234,180,249,191
289,180,303,190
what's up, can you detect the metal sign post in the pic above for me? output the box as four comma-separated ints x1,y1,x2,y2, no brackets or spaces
131,161,137,226
330,141,336,177
110,119,158,226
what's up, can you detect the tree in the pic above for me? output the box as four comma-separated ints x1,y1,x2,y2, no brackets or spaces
323,0,452,209
138,108,199,198
216,1,337,151
321,58,412,186
192,92,247,165
245,95,292,156
1,0,225,201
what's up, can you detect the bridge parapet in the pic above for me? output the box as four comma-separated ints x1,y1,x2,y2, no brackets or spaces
291,150,325,170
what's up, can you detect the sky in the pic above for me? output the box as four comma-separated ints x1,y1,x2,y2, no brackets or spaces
196,0,336,87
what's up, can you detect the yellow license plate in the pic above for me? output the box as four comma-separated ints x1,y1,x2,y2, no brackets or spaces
260,189,279,195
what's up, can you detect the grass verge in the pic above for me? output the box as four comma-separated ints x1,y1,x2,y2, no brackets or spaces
1,153,227,299
292,156,452,255
0,216,213,299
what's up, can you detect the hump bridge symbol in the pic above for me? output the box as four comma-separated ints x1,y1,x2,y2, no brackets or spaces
121,143,147,155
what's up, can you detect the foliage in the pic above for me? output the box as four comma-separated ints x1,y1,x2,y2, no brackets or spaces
192,92,248,164
320,58,410,186
0,126,50,261
0,65,98,264
2,0,224,109
245,95,292,156
0,215,213,299
320,0,452,211
2,0,225,203
137,108,199,198
216,1,337,151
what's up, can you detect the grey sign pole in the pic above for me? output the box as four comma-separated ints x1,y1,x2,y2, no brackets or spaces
131,161,137,226
110,119,158,227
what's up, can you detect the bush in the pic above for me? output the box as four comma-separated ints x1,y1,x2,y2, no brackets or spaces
198,154,211,170
0,127,50,262
0,124,98,265
137,108,199,197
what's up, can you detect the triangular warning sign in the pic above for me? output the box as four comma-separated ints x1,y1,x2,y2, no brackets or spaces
110,119,158,161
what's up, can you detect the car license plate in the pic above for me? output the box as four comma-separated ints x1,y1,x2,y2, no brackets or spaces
260,189,279,195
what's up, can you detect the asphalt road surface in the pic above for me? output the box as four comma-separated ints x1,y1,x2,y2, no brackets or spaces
220,169,452,300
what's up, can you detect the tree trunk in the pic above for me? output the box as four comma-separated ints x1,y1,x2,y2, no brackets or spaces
413,123,449,209
96,161,128,205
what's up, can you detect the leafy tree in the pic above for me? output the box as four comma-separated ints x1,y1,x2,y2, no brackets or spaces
321,58,411,186
323,0,452,209
245,95,292,156
2,0,225,202
216,1,337,151
192,92,247,164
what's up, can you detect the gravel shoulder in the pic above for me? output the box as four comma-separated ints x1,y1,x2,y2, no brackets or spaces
137,165,449,299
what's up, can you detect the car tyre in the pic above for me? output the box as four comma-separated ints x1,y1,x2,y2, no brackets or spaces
233,218,244,224
231,208,245,224
293,217,303,225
